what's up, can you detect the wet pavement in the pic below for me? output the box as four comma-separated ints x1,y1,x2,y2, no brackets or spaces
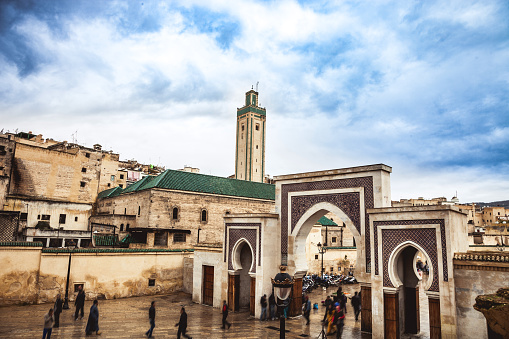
0,284,429,338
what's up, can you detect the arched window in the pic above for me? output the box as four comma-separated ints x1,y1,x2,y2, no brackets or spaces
120,224,124,232
126,224,130,231
172,207,179,220
201,209,207,222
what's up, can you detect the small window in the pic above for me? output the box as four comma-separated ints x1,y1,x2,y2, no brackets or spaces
148,279,155,287
110,175,115,181
80,181,86,187
59,214,66,224
41,214,50,221
173,233,186,243
20,213,28,221
75,216,78,222
330,267,334,272
241,124,245,131
81,167,86,173
74,283,84,292
256,124,260,131
124,208,126,215
201,209,207,222
120,174,124,179
37,214,41,220
119,184,123,188
172,207,179,220
225,211,230,215
107,183,111,187
120,224,124,232
315,255,319,260
126,224,130,231
85,153,90,158
332,237,337,243
256,145,258,149
138,206,141,216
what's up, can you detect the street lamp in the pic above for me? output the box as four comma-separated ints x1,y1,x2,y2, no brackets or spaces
271,265,294,339
62,240,77,310
317,242,327,279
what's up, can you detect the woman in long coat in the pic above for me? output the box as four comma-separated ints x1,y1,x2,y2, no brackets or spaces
85,300,101,335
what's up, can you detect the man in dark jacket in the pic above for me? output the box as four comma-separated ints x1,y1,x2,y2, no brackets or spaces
145,301,155,338
269,293,276,320
221,300,231,329
351,291,361,321
53,294,63,328
74,287,86,320
175,307,192,339
260,294,268,321
85,300,101,335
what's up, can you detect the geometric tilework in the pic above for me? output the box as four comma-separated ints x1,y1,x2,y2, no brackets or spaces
225,223,261,274
290,192,361,235
380,228,440,292
373,219,448,285
0,212,19,242
280,177,373,272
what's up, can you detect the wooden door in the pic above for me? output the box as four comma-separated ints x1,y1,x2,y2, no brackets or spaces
384,292,400,339
202,265,214,306
289,277,303,317
250,277,256,316
361,286,372,333
404,287,419,334
429,297,441,339
228,274,240,312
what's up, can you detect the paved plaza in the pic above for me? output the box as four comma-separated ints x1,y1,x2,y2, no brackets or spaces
0,284,429,338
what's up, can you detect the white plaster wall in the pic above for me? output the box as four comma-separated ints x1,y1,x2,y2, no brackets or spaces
192,249,225,308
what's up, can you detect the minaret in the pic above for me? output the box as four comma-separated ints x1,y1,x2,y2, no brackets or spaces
235,89,266,182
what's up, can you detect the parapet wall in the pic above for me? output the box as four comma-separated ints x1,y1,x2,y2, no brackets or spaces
0,242,193,305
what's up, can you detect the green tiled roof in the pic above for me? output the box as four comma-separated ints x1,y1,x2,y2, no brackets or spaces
0,241,43,247
101,169,275,200
316,216,338,226
42,248,194,254
97,186,123,199
94,235,118,246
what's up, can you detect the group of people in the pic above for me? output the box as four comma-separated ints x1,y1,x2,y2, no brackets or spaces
259,293,281,321
42,287,100,339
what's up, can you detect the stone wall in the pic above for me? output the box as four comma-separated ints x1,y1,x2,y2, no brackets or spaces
454,252,509,339
0,244,193,305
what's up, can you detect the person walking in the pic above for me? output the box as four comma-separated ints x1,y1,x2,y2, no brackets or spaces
42,308,54,339
53,294,62,328
85,299,101,335
351,291,361,321
334,305,345,338
337,287,347,314
303,295,311,325
74,287,86,320
145,301,156,338
175,307,192,339
221,300,231,329
260,294,268,321
269,293,276,320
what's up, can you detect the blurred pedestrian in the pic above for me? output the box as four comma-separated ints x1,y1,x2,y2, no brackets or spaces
74,286,85,320
334,305,345,338
303,295,311,325
221,300,231,329
351,291,361,321
175,307,192,339
85,299,101,335
260,294,268,321
269,293,276,320
53,294,62,328
42,308,54,339
145,301,156,338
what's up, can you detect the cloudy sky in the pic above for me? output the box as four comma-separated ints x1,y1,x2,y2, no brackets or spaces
1,0,508,203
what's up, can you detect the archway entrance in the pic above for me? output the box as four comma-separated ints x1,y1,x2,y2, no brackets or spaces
385,243,433,338
228,239,256,314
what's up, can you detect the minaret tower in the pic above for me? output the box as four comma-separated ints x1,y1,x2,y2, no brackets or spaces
235,89,266,182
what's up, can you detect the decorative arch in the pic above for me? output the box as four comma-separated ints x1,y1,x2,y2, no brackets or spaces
388,241,434,291
231,238,255,273
291,201,361,273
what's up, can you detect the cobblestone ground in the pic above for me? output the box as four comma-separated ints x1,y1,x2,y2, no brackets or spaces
0,283,423,338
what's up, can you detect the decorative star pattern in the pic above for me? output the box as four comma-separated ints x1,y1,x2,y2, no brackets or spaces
225,223,261,274
280,177,373,272
380,228,440,292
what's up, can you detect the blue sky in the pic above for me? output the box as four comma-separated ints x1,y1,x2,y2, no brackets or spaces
1,0,508,202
